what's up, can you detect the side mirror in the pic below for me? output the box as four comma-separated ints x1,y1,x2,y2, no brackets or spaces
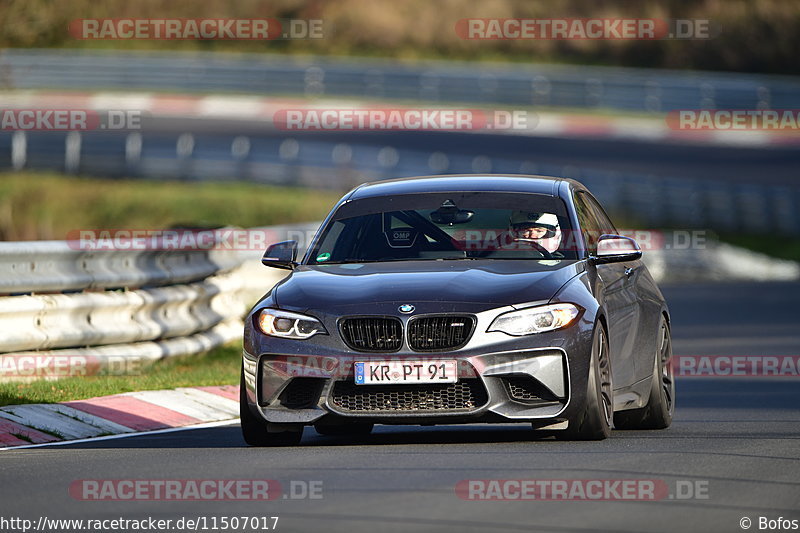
590,234,642,264
261,240,298,270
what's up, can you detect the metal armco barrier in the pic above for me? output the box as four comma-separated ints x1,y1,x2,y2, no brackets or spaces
0,271,248,353
0,239,243,294
0,227,301,381
4,319,243,381
2,49,800,111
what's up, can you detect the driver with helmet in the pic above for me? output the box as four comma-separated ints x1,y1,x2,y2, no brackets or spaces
509,211,559,242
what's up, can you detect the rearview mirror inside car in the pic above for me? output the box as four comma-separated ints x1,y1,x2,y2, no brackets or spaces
430,199,474,225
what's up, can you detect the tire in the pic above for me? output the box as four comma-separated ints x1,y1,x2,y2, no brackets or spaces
240,367,303,447
314,422,374,436
555,324,613,441
614,317,675,430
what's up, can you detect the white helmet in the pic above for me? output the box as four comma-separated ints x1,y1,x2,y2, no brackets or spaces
509,211,559,238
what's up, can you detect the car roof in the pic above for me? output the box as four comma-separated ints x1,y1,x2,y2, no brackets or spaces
347,174,586,200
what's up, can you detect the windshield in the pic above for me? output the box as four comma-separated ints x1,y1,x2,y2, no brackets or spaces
306,192,579,264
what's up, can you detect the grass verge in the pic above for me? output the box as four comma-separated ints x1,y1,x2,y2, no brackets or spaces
0,344,241,407
716,233,800,264
0,171,341,241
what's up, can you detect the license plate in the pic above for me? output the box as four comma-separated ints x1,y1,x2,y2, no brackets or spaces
354,360,457,385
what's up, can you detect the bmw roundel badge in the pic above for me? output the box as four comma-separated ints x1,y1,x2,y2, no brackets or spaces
398,304,415,314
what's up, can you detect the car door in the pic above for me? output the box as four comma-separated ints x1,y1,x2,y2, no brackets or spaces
582,191,647,385
574,191,637,389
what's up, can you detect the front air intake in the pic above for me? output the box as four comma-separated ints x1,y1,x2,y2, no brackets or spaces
407,315,475,351
339,317,403,352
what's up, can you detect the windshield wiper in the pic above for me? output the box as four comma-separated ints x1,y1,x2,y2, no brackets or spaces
323,258,405,264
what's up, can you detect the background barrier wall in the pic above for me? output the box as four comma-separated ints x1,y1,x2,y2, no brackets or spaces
3,49,799,111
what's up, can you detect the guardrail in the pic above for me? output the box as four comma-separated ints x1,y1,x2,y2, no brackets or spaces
2,49,800,111
0,225,319,381
0,238,244,294
3,126,799,237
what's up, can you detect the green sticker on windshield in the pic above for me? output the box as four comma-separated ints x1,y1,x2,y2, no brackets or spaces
316,252,331,262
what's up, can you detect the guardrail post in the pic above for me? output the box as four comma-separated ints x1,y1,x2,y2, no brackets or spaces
479,74,498,103
586,78,603,107
304,66,325,97
532,75,551,106
756,86,771,110
176,133,195,180
125,132,142,176
420,72,439,101
700,83,716,108
11,131,26,170
645,80,662,112
231,135,251,181
278,138,300,185
64,132,81,174
364,69,384,98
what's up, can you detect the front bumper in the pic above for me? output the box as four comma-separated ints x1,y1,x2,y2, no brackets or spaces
242,311,596,428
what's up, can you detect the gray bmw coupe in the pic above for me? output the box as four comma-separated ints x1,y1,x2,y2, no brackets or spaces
241,175,674,445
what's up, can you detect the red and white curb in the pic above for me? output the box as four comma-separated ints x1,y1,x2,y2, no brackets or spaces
2,90,798,148
0,385,238,449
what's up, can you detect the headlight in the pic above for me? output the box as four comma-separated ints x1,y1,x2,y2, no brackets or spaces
488,303,580,336
256,309,327,339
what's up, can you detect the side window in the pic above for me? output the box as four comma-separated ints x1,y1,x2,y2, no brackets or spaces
573,192,602,254
321,220,346,258
387,213,408,229
582,192,617,235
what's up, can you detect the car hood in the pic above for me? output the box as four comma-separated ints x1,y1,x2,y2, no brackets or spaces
273,260,584,314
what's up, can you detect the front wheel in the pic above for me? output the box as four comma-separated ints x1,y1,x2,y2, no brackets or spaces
614,317,674,430
555,324,612,440
240,367,303,446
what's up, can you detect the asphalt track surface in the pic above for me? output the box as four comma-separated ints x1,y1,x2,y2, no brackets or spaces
2,281,799,533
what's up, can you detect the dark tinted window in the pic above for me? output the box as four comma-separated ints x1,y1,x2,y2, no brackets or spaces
307,192,578,263
573,192,602,254
581,191,617,234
